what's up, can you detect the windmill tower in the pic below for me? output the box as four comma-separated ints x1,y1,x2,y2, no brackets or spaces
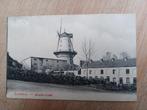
54,21,77,64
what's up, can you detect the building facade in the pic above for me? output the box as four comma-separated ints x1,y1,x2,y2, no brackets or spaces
22,57,68,73
80,58,136,85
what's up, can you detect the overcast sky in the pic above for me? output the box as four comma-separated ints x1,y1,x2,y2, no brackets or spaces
8,14,136,65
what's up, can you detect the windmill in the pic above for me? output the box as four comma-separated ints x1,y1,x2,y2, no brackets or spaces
54,19,77,64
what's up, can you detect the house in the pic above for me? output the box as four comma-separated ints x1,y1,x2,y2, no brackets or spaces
22,57,68,73
80,58,136,85
22,56,80,74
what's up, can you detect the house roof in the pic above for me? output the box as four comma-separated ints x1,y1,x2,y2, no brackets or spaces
30,56,67,61
81,58,136,68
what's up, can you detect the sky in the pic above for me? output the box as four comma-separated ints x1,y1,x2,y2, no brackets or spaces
8,14,136,65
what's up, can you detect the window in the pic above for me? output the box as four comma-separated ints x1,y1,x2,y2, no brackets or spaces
119,77,123,84
113,69,116,74
78,69,81,75
101,69,104,74
33,58,37,61
126,77,130,84
89,70,92,74
33,63,37,65
126,69,130,74
133,77,136,84
106,76,110,82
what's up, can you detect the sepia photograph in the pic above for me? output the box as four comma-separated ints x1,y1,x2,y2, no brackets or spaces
7,14,136,101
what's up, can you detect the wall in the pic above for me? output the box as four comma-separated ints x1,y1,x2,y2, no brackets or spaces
22,57,31,70
81,67,136,84
0,0,147,110
31,57,68,73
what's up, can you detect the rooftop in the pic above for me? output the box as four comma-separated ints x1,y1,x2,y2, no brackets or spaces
81,58,136,68
29,56,67,61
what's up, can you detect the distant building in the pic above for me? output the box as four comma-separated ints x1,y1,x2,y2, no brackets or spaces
22,57,68,73
7,53,22,69
22,56,80,74
80,58,136,85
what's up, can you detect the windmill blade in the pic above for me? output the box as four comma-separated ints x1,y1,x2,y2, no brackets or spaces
59,18,62,34
57,31,60,37
56,31,60,51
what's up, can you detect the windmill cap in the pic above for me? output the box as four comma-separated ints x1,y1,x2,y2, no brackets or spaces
60,32,73,38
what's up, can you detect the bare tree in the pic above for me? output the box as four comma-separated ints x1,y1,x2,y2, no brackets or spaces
82,39,95,61
81,39,95,78
82,39,88,63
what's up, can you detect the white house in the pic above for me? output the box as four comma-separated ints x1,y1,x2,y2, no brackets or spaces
80,58,136,85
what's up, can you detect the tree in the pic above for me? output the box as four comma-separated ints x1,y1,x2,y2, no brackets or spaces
112,54,118,60
82,39,95,62
102,52,112,61
102,52,118,61
120,52,130,59
81,39,95,78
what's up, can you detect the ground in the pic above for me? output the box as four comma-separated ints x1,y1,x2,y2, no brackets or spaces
7,80,137,101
